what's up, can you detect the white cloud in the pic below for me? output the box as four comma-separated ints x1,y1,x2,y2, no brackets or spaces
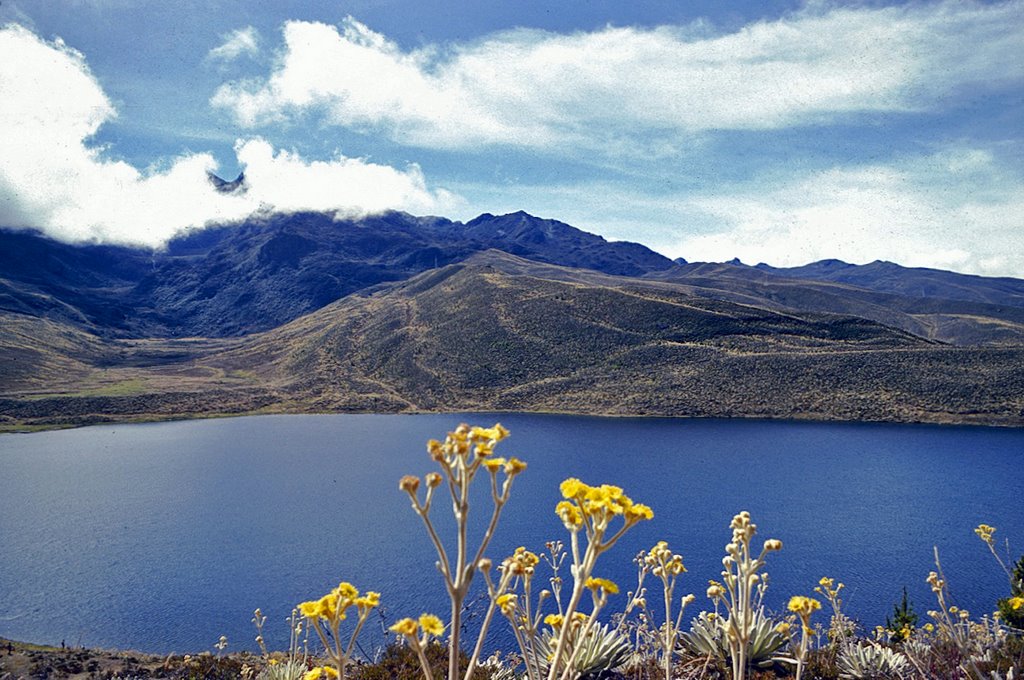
0,25,458,248
211,2,1024,151
671,149,1024,277
207,26,260,63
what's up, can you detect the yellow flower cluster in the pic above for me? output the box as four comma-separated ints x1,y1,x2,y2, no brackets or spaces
482,456,527,474
298,583,380,623
556,478,654,530
503,546,540,576
543,612,587,629
788,595,822,617
645,540,686,577
496,593,518,616
584,576,620,595
389,614,445,638
1009,596,1024,611
788,595,821,635
815,576,844,599
303,666,339,680
974,523,996,545
426,423,511,464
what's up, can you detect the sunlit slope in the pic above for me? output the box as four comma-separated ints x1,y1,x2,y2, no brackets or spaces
231,252,1024,424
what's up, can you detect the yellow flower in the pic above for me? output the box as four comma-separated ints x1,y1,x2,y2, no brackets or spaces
304,668,337,680
427,439,444,461
425,471,443,487
974,524,996,545
399,475,420,494
625,503,654,522
298,600,321,619
389,618,419,636
496,593,518,616
788,596,822,617
471,424,510,442
419,614,444,637
268,659,279,666
337,582,358,599
544,613,564,627
504,457,527,475
555,500,583,528
1009,596,1024,611
356,591,381,609
560,478,587,499
707,584,724,599
584,577,620,595
775,622,792,636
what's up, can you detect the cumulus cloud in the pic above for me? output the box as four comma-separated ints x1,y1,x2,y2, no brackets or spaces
671,149,1024,277
211,2,1024,151
207,26,260,62
0,25,457,248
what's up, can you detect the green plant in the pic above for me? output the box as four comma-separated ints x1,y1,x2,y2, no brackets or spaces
297,582,381,680
350,642,454,680
679,608,790,670
252,607,308,680
640,541,694,680
536,622,632,679
885,587,918,642
543,478,653,680
788,595,821,680
704,511,784,680
837,642,910,679
815,577,855,647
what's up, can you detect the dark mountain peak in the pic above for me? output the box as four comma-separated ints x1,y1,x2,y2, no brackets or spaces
673,257,688,265
207,171,246,194
727,257,745,266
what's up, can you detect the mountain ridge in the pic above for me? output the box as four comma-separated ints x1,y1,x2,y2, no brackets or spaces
2,209,1023,430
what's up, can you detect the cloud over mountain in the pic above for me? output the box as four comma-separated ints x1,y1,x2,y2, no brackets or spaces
0,24,457,248
211,2,1024,151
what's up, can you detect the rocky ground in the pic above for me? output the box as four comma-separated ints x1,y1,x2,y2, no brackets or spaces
0,638,251,680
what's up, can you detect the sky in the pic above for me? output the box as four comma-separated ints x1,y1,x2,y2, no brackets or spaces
0,0,1022,276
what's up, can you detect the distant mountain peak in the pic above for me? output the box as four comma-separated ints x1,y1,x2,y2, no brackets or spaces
207,171,246,194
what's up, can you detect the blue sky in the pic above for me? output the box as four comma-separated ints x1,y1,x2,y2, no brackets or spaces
1,1,1022,276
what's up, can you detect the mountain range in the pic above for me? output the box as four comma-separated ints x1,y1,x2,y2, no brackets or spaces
2,209,1022,429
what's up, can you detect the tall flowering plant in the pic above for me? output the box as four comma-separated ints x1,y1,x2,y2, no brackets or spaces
398,424,526,680
706,511,782,680
545,478,654,680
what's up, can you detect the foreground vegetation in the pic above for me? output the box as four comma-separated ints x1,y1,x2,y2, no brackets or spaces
3,424,1021,680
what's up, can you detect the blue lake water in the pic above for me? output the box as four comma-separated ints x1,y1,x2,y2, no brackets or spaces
0,414,1021,655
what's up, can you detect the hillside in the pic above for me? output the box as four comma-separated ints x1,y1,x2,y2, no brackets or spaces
0,211,674,338
3,252,1022,429
647,262,1024,345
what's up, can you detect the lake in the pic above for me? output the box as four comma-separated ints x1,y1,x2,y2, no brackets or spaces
0,414,1021,655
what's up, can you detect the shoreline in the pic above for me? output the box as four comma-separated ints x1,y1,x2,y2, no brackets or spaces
3,398,1024,435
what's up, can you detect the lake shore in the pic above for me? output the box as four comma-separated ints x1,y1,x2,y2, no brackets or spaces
0,636,257,679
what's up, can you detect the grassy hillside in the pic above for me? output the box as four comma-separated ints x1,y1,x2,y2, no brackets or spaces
4,252,1022,430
